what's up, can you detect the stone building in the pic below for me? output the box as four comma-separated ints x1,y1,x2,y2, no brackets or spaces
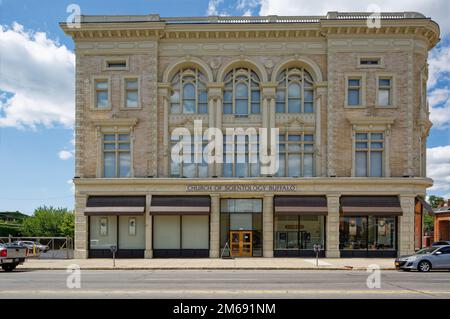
61,12,440,259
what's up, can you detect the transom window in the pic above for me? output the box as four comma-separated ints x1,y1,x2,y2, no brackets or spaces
276,133,314,177
170,68,208,114
276,68,314,113
223,68,260,116
103,133,131,178
355,132,384,177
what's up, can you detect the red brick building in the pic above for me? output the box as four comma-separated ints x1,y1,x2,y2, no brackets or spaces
434,200,450,242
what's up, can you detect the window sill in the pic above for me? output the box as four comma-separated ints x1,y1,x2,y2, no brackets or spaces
91,107,112,111
375,105,397,109
344,105,366,109
120,106,142,111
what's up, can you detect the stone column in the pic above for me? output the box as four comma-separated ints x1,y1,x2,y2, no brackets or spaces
209,194,220,258
263,194,274,257
74,192,88,259
399,195,415,256
326,194,341,258
144,194,153,258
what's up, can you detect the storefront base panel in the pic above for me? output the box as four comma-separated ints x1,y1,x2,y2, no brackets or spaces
274,250,326,258
153,249,209,258
340,250,397,258
89,249,145,258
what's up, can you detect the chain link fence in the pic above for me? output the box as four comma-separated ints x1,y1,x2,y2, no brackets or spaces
0,236,73,259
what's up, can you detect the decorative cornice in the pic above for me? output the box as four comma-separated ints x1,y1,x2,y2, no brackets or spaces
60,12,440,50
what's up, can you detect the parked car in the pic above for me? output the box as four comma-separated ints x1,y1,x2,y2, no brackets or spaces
432,241,450,246
13,241,50,253
395,245,450,272
0,243,28,272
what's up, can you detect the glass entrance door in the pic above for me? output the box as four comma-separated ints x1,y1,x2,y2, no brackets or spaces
230,231,253,257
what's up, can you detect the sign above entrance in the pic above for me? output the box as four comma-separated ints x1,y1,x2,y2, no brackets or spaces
186,184,297,193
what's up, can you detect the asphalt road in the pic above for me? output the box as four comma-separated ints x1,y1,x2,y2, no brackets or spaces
0,269,449,299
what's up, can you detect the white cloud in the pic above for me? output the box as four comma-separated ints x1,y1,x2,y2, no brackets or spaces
207,0,224,15
67,179,75,194
428,44,450,88
259,0,450,35
427,145,450,193
0,22,75,129
58,150,73,160
428,87,450,128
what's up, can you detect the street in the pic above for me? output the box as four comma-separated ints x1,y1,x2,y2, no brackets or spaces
0,270,449,299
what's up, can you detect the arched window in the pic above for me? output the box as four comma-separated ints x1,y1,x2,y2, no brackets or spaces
170,68,208,114
223,68,260,116
276,68,314,114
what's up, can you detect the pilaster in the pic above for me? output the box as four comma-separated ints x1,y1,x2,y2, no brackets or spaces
209,194,220,258
263,194,274,257
144,194,153,258
326,194,341,258
399,194,416,256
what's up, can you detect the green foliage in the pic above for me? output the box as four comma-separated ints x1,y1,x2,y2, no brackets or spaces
21,206,74,237
428,195,445,209
424,214,434,234
0,224,22,237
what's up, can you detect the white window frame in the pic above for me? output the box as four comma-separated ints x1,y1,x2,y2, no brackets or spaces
169,68,208,115
344,73,366,108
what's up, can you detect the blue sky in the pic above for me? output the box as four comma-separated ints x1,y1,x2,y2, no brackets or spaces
1,0,449,214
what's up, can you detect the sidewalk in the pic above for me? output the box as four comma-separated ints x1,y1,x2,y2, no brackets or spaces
20,258,396,270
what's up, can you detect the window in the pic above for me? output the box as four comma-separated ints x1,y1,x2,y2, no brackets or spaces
104,58,128,70
340,216,396,251
360,58,380,66
275,133,314,177
347,78,362,106
170,68,208,114
377,77,393,107
276,68,314,113
355,133,384,177
223,134,259,177
103,133,131,178
223,68,260,116
275,215,325,250
170,135,208,178
94,79,109,109
124,78,139,108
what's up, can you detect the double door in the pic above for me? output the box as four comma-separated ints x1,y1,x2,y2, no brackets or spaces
230,231,252,257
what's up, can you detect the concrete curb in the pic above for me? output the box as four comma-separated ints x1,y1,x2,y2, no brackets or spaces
19,267,397,271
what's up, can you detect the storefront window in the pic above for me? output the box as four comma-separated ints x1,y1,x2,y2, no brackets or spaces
118,216,145,249
220,199,262,257
340,216,396,251
153,215,209,250
274,215,325,250
89,216,117,250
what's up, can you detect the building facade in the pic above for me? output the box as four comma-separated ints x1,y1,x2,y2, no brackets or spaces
61,12,440,259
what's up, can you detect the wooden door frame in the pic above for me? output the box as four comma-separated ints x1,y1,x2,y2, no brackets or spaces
229,230,253,257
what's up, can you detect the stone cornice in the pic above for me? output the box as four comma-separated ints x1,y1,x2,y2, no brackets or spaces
60,13,440,50
91,118,139,127
346,116,395,126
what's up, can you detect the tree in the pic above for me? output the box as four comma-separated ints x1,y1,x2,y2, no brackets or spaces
21,206,74,237
428,195,445,209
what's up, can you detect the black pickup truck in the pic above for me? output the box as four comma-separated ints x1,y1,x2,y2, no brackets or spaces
0,243,28,272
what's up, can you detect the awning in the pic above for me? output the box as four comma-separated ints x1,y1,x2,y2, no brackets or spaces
150,196,211,215
341,196,403,216
274,196,328,215
84,196,146,216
